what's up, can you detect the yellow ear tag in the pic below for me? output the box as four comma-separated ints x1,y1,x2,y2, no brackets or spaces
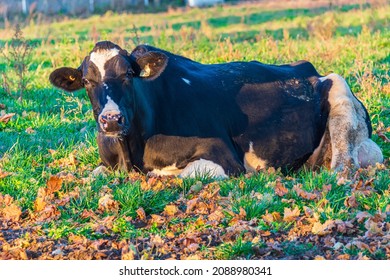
69,75,76,81
140,64,151,77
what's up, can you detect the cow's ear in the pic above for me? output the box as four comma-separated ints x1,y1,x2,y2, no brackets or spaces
49,67,84,92
136,51,168,79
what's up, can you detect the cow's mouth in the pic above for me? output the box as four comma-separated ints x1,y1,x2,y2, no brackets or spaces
98,113,128,137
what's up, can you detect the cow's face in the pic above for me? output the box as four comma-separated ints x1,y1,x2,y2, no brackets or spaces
49,41,168,138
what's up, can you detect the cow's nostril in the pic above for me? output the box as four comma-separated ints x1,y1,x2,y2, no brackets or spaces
100,113,123,132
118,115,124,125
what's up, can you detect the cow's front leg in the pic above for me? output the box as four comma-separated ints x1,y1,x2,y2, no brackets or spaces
97,133,132,172
321,73,383,170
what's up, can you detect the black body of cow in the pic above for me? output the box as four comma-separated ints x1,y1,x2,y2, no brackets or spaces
49,41,382,177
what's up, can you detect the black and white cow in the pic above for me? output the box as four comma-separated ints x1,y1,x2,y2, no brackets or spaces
49,41,383,178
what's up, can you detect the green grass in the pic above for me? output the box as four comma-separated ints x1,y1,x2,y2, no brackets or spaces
0,1,389,260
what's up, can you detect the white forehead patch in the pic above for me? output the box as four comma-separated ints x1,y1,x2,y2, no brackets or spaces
99,96,120,119
90,48,120,79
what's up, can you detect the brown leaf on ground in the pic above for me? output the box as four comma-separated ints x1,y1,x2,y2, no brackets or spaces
68,234,87,245
336,254,350,260
25,127,36,134
0,169,12,179
238,207,247,219
34,187,47,212
121,243,138,260
311,220,335,236
164,204,179,216
46,176,63,195
80,209,98,220
274,180,288,197
293,184,319,200
208,209,225,223
150,235,164,248
2,203,22,222
36,205,61,222
262,212,274,224
0,113,15,123
48,151,79,168
186,198,199,213
355,211,371,223
322,184,332,193
98,194,119,213
150,214,166,227
364,219,384,237
344,194,358,208
283,207,300,222
136,207,147,221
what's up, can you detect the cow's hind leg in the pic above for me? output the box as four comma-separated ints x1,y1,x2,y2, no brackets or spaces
321,73,383,170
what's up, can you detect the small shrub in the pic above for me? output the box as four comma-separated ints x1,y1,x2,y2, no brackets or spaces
0,24,34,100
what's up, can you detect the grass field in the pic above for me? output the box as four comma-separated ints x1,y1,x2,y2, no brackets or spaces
0,0,389,260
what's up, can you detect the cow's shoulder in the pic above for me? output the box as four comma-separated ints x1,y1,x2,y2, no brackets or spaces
283,60,320,78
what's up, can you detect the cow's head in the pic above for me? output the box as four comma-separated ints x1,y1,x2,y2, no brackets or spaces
49,41,168,137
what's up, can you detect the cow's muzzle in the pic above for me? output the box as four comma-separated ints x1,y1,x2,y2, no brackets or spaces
99,111,125,136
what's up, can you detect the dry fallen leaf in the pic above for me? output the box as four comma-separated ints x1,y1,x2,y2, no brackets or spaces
0,169,12,179
121,244,137,260
2,203,22,222
34,187,47,212
0,113,15,123
164,204,179,216
283,207,300,222
337,254,350,260
136,207,147,221
46,176,63,195
186,198,198,213
344,194,358,208
274,180,288,197
25,127,36,134
311,220,335,236
150,235,164,247
98,194,119,213
208,209,225,224
150,214,166,227
293,184,319,200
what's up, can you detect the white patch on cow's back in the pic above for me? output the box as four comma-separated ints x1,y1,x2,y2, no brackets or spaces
99,96,120,119
243,141,267,172
181,78,191,85
90,48,120,79
179,159,227,179
150,164,182,176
